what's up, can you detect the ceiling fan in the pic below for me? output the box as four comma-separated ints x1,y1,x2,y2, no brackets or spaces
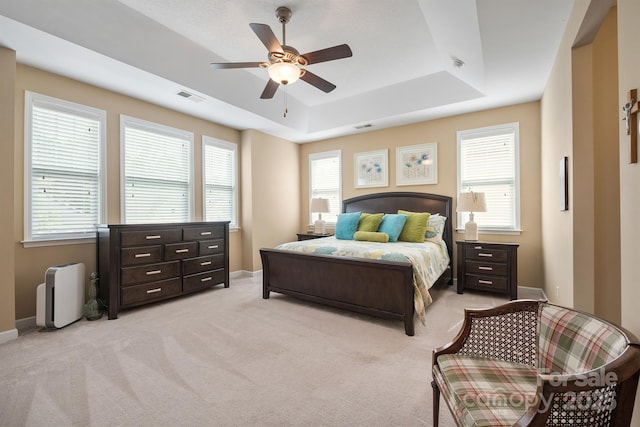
210,6,353,99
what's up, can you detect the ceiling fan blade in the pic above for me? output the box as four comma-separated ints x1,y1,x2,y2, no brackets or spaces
301,44,352,65
210,62,264,69
260,79,279,99
300,71,336,93
249,23,283,53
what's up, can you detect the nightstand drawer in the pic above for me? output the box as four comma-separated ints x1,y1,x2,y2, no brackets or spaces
466,260,507,276
466,246,508,263
465,274,508,291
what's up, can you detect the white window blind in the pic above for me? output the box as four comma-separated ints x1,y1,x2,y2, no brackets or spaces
457,123,520,231
121,116,193,224
309,150,341,224
25,92,106,242
202,137,237,227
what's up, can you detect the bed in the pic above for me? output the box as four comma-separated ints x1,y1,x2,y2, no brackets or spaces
260,192,453,336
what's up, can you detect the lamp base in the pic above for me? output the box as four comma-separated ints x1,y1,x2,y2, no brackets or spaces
314,218,325,234
464,220,478,241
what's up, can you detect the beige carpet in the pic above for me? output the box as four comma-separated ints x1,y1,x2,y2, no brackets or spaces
0,275,506,426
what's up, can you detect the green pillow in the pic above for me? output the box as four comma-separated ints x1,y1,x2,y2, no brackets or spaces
357,213,384,232
397,210,430,243
354,231,389,243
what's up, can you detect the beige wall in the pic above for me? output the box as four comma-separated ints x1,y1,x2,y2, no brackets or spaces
0,47,17,340
12,65,242,320
241,130,300,272
299,102,543,288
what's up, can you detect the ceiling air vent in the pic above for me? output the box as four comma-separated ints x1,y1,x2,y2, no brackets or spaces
176,90,205,103
354,123,373,130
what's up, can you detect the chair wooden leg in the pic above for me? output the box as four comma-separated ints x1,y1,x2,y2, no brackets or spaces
432,380,440,427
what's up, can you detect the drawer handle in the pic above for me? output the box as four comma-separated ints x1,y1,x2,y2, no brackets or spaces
146,235,161,240
478,266,493,271
201,277,212,282
478,253,493,257
474,246,483,249
135,253,151,258
175,248,190,253
146,270,162,275
146,287,162,294
200,261,212,266
479,280,493,285
208,245,219,249
200,231,212,236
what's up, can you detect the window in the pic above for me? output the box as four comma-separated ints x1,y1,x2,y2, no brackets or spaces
121,116,193,224
309,150,341,225
202,136,238,228
24,92,106,243
457,122,520,232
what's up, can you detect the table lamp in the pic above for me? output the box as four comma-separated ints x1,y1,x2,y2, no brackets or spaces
457,191,487,241
310,197,330,234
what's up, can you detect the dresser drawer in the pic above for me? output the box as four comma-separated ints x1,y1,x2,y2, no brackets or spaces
121,228,181,247
465,260,507,276
183,269,225,292
121,277,182,306
466,246,508,263
183,254,225,275
183,226,224,241
199,239,224,255
164,241,198,261
121,245,163,266
121,261,180,286
465,274,508,292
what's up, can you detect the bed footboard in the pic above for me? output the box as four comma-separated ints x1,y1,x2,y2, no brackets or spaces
260,248,415,335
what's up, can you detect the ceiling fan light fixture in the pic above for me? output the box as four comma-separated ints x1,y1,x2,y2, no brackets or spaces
268,61,300,85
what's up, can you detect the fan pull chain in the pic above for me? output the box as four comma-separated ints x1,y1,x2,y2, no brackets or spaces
284,86,288,118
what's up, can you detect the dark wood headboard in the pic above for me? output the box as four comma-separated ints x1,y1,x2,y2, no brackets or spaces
343,192,453,271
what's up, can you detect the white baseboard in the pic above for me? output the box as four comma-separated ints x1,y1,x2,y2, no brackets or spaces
230,270,262,279
0,327,18,344
16,316,36,331
518,286,547,300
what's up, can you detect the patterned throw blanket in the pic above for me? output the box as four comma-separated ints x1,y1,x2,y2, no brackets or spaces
276,236,450,321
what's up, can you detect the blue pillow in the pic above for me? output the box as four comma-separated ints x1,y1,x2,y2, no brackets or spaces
335,212,361,240
378,214,408,242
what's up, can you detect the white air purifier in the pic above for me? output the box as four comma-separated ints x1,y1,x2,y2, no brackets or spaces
36,263,85,329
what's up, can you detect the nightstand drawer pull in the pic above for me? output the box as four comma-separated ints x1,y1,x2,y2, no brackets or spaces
478,266,493,271
201,277,212,282
134,253,151,258
146,235,161,240
200,231,212,236
479,280,493,285
146,270,162,275
146,287,162,294
478,253,493,257
208,245,219,249
200,261,212,266
175,248,190,253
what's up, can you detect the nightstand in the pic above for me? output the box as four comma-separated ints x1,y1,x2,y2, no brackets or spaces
456,241,519,299
297,233,333,241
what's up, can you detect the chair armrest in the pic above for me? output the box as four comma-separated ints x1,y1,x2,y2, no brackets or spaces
433,299,542,368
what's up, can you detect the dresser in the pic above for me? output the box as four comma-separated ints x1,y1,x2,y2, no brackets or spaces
97,222,229,319
456,241,518,300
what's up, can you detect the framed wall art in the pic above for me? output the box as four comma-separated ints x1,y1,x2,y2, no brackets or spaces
396,142,438,186
354,149,388,188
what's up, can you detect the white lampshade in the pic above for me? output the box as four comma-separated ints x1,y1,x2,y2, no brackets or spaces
310,198,330,234
268,62,301,85
457,192,487,241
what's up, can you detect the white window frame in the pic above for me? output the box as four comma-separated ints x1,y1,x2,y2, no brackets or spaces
309,150,342,226
456,122,521,234
23,91,106,246
202,136,238,229
120,115,194,224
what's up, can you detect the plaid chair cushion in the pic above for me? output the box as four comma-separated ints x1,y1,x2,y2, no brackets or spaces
434,354,538,427
537,304,627,374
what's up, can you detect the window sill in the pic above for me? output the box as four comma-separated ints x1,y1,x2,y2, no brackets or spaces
22,237,97,248
455,228,522,236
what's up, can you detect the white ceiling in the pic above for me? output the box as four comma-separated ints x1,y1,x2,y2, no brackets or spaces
0,0,574,143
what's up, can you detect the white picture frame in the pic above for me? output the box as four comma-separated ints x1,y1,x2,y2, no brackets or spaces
396,142,438,185
354,149,388,188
